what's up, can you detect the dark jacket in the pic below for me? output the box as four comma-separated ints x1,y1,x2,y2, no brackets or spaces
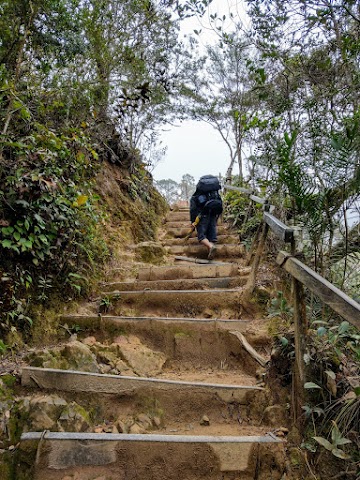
190,189,202,223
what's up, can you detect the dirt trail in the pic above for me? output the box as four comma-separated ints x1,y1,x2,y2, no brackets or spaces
16,207,287,479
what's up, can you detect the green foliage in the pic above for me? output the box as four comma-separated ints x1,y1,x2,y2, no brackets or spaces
313,422,352,460
311,319,360,362
267,290,293,322
0,122,108,333
99,295,112,313
0,339,9,355
223,188,262,242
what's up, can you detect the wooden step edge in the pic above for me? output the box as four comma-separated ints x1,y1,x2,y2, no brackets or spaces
100,276,243,287
99,278,246,293
102,288,241,295
21,431,282,443
61,314,248,324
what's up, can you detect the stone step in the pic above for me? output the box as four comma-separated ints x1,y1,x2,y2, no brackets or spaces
167,244,245,259
100,276,246,292
20,432,284,480
102,288,243,318
59,315,264,372
165,224,230,237
162,234,239,246
166,211,192,222
137,263,239,281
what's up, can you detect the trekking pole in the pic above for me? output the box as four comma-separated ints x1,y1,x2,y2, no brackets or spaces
184,214,201,241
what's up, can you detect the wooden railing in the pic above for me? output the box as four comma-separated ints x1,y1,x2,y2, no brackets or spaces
224,183,360,422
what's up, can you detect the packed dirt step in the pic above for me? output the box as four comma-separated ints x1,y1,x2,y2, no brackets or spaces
93,288,245,318
100,262,250,292
162,233,239,246
166,243,244,259
165,210,195,222
100,275,247,292
57,316,270,368
165,225,232,238
61,314,250,335
20,432,284,480
136,263,242,281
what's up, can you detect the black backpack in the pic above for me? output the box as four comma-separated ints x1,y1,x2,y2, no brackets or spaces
196,175,221,193
196,175,223,216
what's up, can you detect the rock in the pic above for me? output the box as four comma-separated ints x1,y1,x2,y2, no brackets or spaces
238,266,252,277
134,241,166,265
29,411,56,430
24,395,67,431
255,367,266,380
136,414,152,430
111,425,119,434
255,286,272,303
62,340,99,373
115,420,127,433
116,335,166,377
202,308,213,318
152,416,162,428
57,402,91,432
82,336,97,346
114,359,134,376
263,405,288,426
95,349,118,366
113,336,131,346
100,364,112,374
26,348,69,370
94,426,104,433
129,423,146,434
200,415,210,426
60,474,81,480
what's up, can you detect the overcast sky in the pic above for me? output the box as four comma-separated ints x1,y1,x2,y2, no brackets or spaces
152,0,248,184
152,121,230,183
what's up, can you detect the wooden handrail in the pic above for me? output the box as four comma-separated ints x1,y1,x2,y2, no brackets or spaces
276,251,360,329
223,184,253,194
249,194,267,205
264,212,294,243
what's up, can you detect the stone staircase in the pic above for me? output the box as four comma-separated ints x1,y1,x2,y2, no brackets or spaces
19,207,286,480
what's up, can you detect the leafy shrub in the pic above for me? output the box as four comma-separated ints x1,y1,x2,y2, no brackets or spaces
0,123,108,333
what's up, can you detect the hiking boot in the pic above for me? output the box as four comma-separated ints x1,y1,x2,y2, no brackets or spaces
207,244,217,260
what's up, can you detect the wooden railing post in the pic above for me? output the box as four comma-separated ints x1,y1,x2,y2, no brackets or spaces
290,238,307,425
243,214,270,298
245,224,262,266
292,275,307,425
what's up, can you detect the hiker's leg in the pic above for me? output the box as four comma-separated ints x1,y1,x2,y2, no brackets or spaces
200,238,212,250
197,215,214,254
206,214,218,243
204,214,217,259
196,215,210,242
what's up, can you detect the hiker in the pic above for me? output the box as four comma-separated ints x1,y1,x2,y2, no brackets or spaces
189,175,223,260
